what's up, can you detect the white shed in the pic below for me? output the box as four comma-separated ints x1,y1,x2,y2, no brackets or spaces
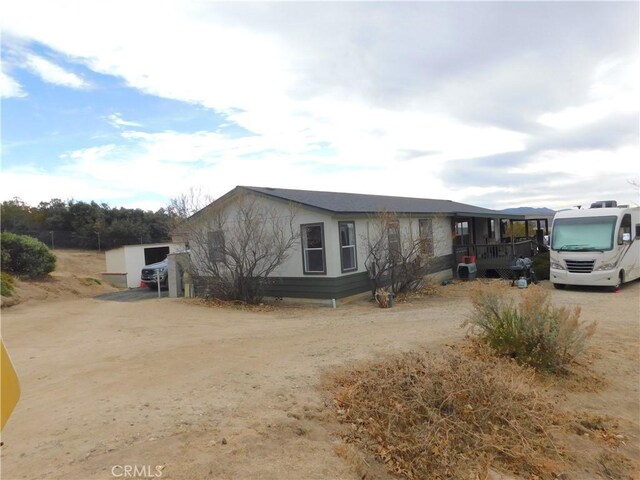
103,242,186,288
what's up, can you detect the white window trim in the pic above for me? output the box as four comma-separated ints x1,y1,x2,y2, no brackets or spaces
339,221,358,272
301,223,326,274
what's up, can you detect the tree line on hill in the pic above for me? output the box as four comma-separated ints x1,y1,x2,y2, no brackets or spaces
0,198,176,250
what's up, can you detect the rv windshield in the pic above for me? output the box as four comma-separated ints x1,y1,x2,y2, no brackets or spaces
551,216,617,251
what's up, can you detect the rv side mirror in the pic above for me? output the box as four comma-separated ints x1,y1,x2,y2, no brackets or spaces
622,232,631,243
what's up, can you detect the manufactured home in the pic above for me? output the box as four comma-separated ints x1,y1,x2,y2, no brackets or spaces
175,186,544,301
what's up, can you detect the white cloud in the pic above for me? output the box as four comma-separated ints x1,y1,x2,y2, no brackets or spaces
1,69,26,98
0,1,529,167
107,113,142,128
0,1,637,210
508,145,640,178
24,54,90,89
538,58,639,129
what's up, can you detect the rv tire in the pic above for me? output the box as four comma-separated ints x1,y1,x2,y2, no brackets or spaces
610,272,623,292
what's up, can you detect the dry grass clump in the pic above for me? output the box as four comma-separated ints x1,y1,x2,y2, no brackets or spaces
188,296,276,312
465,283,597,371
329,347,566,479
394,277,441,303
596,451,634,479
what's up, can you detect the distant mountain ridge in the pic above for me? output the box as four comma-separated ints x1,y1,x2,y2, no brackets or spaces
499,207,555,215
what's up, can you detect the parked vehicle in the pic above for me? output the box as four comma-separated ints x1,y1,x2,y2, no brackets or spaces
550,201,640,290
141,259,168,290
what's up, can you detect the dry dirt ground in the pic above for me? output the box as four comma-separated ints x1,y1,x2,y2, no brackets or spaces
1,252,639,480
1,250,118,308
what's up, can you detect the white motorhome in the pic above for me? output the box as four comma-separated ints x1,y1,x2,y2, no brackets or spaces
550,201,640,290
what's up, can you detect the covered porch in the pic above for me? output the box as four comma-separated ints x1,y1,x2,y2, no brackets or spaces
450,214,552,279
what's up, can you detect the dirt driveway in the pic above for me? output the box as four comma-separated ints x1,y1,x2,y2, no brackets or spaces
1,281,639,479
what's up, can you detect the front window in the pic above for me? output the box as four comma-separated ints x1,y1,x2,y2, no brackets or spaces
302,223,325,274
551,216,617,251
208,230,225,262
339,222,357,272
387,220,401,261
419,219,434,255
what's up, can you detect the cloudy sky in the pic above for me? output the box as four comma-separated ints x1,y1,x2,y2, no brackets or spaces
1,1,638,211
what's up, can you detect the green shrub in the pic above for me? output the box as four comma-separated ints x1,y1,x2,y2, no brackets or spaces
1,272,15,297
1,233,57,279
532,251,550,280
465,283,596,371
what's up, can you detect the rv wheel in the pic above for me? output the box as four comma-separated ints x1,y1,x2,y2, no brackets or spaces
611,272,623,292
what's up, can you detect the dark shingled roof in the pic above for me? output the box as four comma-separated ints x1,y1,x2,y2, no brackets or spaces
242,186,519,218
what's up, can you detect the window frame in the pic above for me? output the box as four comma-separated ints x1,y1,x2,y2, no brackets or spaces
301,222,326,275
208,230,225,262
619,214,632,245
338,221,358,273
387,219,401,261
419,218,434,256
453,220,470,246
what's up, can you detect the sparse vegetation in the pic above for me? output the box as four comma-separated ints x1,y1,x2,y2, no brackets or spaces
328,346,565,479
1,271,15,297
1,232,57,279
465,283,596,371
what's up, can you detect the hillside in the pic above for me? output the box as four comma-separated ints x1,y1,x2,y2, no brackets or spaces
1,250,119,308
500,206,555,215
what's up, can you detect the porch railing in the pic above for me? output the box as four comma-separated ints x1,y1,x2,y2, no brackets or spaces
454,240,535,266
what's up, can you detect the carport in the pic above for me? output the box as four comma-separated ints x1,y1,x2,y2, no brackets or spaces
103,242,185,288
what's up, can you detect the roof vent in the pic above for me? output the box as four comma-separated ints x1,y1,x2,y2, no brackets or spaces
590,200,617,208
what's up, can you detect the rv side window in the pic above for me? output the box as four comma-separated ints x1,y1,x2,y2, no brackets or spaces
618,214,631,245
636,224,640,239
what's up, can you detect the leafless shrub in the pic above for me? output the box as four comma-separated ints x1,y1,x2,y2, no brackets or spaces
180,191,299,304
363,211,441,297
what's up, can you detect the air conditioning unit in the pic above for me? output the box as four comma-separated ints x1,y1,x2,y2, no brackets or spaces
590,200,617,208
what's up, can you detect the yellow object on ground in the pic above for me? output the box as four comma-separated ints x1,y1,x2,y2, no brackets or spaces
1,339,21,430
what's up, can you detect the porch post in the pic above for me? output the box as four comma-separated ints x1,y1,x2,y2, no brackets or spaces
510,219,515,257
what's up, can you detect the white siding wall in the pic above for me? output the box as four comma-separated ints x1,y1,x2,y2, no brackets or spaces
105,247,126,273
187,192,456,280
124,247,143,288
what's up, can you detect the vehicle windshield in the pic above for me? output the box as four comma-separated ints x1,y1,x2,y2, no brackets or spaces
551,216,617,251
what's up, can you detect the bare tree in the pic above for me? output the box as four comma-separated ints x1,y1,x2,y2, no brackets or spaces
363,211,439,296
169,186,214,220
181,191,299,304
